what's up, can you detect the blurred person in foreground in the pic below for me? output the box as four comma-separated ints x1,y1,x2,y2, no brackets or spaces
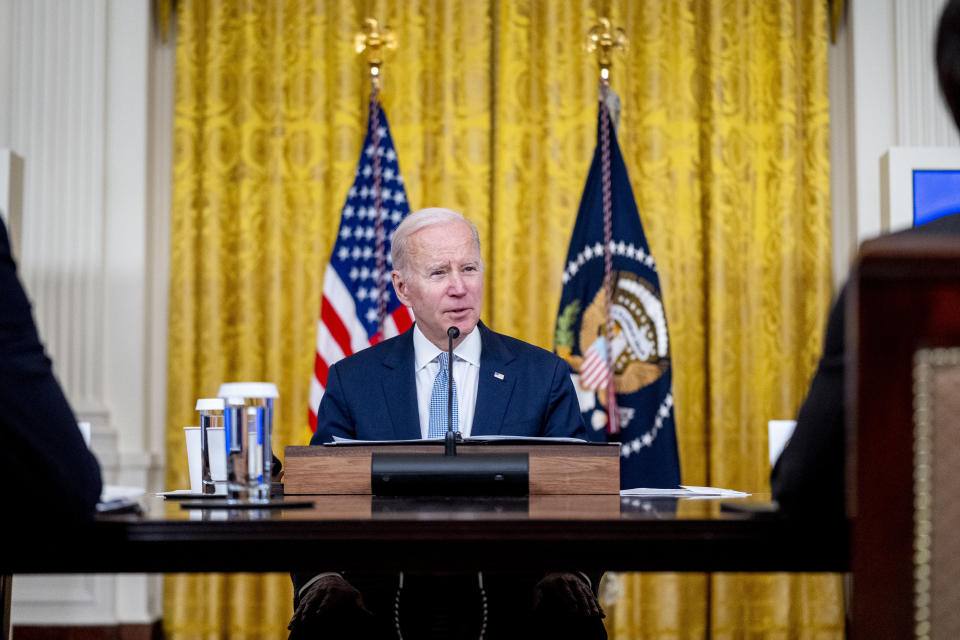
0,216,102,524
289,208,605,639
771,0,960,515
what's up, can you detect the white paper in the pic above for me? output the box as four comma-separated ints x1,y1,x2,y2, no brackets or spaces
331,436,433,445
465,434,589,444
156,486,227,498
330,435,589,445
619,486,751,498
680,485,751,498
101,485,145,502
767,419,796,467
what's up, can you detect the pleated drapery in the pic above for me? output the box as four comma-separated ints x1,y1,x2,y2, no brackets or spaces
165,1,839,637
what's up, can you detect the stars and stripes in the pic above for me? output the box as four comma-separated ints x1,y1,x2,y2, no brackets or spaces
579,336,612,390
309,98,413,431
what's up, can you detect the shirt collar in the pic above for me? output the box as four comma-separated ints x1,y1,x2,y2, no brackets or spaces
413,323,482,371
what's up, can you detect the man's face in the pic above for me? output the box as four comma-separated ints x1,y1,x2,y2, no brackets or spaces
392,220,484,349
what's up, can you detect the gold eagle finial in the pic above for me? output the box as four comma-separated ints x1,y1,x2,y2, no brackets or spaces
586,17,628,84
355,18,397,90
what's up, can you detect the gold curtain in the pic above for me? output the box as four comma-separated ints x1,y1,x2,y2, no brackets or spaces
165,1,840,638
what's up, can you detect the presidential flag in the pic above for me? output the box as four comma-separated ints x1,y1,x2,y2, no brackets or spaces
309,98,413,431
554,97,681,489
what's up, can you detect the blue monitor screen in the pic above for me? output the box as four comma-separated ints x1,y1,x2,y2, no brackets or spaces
913,169,960,226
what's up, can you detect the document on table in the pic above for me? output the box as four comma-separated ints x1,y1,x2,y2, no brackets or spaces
620,485,751,498
101,485,145,501
97,485,146,515
329,435,591,445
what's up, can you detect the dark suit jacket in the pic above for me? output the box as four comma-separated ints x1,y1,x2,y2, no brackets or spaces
771,212,960,514
296,323,599,638
0,218,102,524
312,321,587,443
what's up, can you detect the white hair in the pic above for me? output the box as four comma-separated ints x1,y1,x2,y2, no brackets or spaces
390,207,482,273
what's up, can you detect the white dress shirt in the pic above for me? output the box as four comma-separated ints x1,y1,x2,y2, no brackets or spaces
412,323,481,439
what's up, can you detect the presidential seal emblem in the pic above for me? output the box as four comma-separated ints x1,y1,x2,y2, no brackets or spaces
556,270,670,430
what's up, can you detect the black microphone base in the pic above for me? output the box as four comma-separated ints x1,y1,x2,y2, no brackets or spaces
370,452,529,496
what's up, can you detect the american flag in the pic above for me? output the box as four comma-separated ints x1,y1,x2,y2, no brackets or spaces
579,336,612,390
309,98,413,431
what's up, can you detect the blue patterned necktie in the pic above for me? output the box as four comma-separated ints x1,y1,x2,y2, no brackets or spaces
428,351,458,438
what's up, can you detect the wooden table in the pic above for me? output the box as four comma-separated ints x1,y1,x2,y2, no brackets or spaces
1,493,848,575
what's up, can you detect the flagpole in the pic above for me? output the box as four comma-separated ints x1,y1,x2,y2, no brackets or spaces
555,19,679,487
355,18,397,340
587,17,628,435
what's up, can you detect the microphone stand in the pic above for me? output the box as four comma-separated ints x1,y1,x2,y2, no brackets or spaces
368,324,529,496
444,326,461,456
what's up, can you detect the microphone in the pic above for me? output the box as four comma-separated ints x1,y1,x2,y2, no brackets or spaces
445,326,460,456
368,322,529,496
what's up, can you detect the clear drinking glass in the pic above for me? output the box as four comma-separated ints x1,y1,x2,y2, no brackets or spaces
195,398,225,495
218,382,279,501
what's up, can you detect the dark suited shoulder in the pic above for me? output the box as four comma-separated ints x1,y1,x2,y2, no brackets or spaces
772,211,960,515
314,323,587,443
312,329,418,444
480,325,568,365
326,329,412,375
771,285,846,515
478,323,587,440
900,210,960,235
0,219,102,524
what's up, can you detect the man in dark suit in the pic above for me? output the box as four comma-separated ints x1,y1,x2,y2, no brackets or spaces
289,208,605,639
771,0,960,514
1,216,102,523
313,318,585,442
770,216,960,515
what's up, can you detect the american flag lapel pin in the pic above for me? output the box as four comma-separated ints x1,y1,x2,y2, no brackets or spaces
493,371,504,380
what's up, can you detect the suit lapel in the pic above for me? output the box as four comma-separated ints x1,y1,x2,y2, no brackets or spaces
381,329,422,440
471,323,517,436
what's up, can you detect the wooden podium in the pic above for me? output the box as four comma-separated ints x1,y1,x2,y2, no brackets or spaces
283,441,621,495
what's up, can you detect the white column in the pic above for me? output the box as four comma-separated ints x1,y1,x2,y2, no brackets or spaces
0,0,12,146
829,6,855,285
848,0,898,246
104,0,149,458
895,1,959,147
4,0,110,430
147,0,175,465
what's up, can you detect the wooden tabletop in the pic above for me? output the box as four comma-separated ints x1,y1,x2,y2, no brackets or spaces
3,493,848,575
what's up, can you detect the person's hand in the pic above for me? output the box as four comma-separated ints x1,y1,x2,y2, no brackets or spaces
531,572,607,639
288,574,373,639
532,572,603,617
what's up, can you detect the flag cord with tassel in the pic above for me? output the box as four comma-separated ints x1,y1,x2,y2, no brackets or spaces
599,81,619,435
370,84,388,337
